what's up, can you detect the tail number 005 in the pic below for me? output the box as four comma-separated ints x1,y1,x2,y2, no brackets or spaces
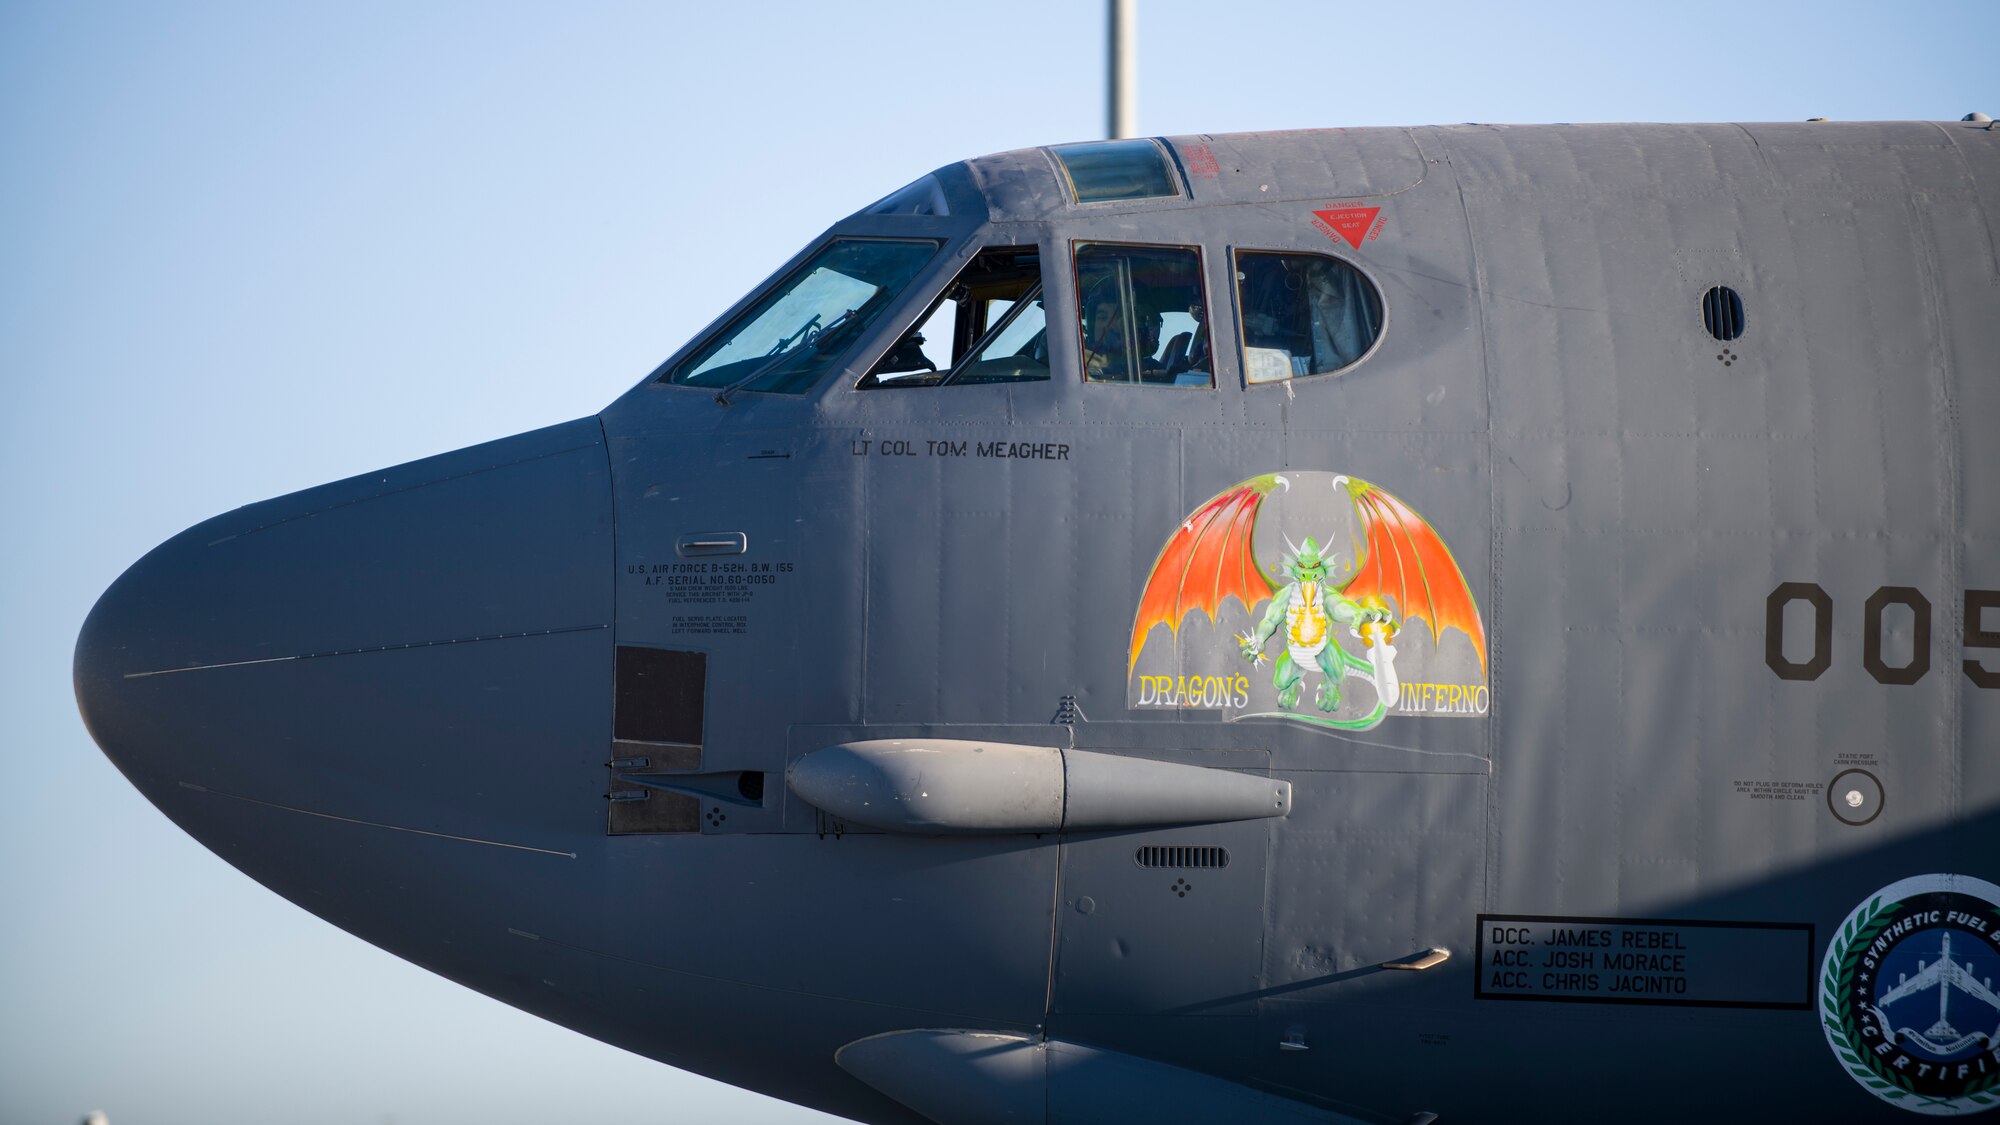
1765,584,2000,687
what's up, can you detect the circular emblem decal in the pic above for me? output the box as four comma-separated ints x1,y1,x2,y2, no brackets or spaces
1823,874,2000,1114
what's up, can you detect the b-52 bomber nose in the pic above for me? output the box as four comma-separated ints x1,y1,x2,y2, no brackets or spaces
75,419,616,968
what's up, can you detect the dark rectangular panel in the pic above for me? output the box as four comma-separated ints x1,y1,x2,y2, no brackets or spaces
614,645,705,746
1474,914,1814,1009
607,788,699,835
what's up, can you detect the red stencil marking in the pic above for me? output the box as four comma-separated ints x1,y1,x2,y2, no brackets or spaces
1311,206,1382,249
1181,142,1220,179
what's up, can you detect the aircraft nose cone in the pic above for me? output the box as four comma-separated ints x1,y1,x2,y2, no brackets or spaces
75,419,617,862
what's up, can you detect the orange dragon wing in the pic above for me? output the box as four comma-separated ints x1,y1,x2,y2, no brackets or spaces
1127,476,1281,674
1338,476,1488,675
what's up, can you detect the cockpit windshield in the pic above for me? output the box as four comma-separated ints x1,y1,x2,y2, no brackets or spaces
663,238,938,395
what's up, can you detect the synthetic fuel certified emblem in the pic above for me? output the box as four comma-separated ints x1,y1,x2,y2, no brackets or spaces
1822,874,2000,1114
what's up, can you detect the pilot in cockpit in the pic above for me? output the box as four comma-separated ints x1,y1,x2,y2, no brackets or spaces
1083,293,1161,382
1085,290,1208,385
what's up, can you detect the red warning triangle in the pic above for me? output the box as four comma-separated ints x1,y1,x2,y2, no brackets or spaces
1312,206,1380,250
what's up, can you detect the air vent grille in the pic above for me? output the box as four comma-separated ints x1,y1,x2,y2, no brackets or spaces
1702,285,1746,341
1135,845,1230,869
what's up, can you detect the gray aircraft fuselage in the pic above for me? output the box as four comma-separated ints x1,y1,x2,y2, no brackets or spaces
76,122,2000,1122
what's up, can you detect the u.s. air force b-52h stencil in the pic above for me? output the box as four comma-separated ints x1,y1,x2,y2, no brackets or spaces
1128,472,1488,730
77,121,2000,1123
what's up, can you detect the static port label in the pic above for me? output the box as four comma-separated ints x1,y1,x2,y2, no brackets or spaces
1475,914,1814,1009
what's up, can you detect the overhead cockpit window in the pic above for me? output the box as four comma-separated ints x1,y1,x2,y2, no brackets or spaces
1234,250,1383,383
861,247,1048,387
1050,139,1181,204
1075,242,1211,387
663,239,937,395
865,175,950,217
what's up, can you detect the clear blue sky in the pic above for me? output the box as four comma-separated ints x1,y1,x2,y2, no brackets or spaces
1,2,1988,1121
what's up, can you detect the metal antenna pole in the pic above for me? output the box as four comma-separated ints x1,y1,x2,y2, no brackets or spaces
1108,0,1136,139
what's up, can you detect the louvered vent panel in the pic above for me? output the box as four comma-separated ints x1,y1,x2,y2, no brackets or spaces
1134,845,1230,869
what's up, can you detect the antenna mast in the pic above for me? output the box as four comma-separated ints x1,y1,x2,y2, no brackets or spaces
1107,0,1137,139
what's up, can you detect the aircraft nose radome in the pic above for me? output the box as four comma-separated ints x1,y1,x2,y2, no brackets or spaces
74,418,618,860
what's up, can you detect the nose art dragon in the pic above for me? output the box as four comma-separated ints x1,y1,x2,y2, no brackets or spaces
1127,473,1488,730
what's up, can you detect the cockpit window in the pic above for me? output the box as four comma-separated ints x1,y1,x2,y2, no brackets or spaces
862,247,1048,387
1075,242,1211,387
1049,139,1181,203
1234,250,1383,383
663,238,937,395
960,294,1048,383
